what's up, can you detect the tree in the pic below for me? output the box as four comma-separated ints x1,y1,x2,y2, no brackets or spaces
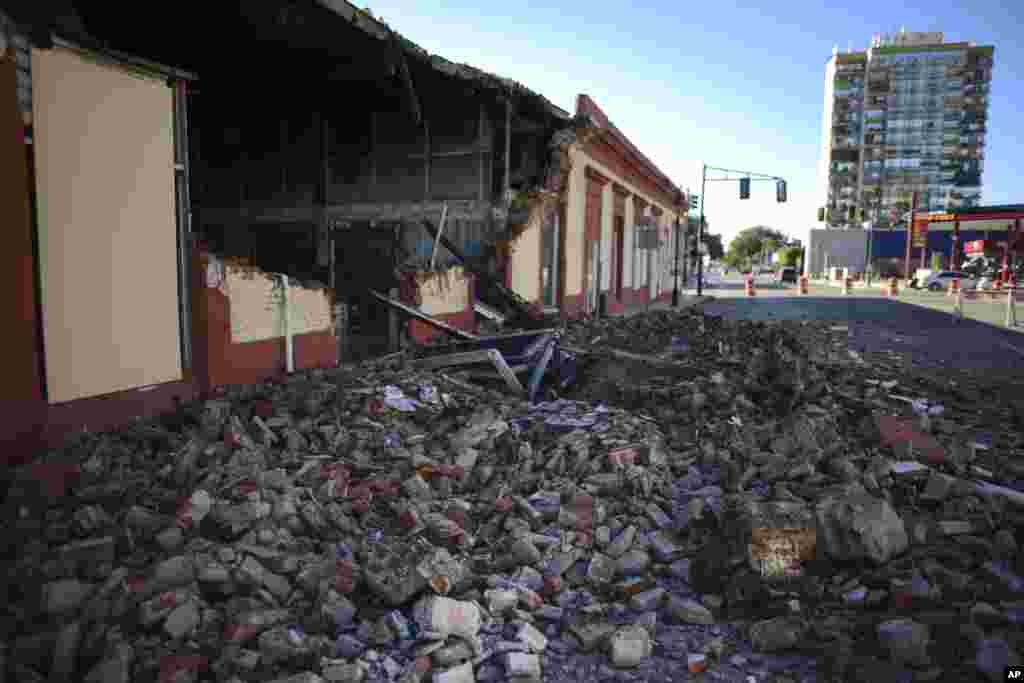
726,226,789,267
777,246,801,267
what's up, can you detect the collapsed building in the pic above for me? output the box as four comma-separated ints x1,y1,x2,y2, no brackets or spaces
1,0,691,461
2,1,690,460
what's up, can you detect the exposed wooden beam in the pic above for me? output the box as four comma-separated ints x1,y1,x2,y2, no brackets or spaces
280,119,288,194
407,146,491,160
388,27,422,126
504,98,512,205
195,200,493,226
318,110,331,267
369,111,377,201
478,102,487,201
424,119,431,201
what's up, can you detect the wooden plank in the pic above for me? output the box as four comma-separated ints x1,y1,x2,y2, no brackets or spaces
414,349,495,370
473,301,506,323
429,202,448,271
369,289,477,340
489,350,526,393
411,349,524,394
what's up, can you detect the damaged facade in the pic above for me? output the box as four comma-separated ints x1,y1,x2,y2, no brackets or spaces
506,95,688,317
0,0,686,461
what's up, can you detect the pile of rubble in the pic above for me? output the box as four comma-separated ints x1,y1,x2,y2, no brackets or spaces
1,309,1022,683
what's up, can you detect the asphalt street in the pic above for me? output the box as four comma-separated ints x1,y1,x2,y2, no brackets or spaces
695,272,1024,373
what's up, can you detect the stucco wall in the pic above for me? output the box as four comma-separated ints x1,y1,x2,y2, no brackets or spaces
222,265,333,344
33,45,182,404
418,267,472,316
565,149,586,297
198,252,337,391
509,210,542,303
600,183,613,291
624,193,636,288
568,146,683,298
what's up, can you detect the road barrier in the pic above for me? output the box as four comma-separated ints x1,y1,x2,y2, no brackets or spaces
842,277,852,295
956,286,1024,328
887,278,899,297
798,276,808,295
745,276,756,297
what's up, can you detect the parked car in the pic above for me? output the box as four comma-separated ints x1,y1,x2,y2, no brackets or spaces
920,270,976,292
776,267,798,284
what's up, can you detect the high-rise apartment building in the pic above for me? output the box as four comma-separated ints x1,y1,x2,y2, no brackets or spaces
818,31,994,228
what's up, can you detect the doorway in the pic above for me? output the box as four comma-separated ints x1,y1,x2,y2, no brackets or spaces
613,216,625,300
334,223,398,361
541,206,559,308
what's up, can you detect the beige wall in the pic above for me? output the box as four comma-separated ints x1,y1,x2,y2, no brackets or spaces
225,265,333,344
226,268,281,343
418,267,471,316
288,283,334,336
600,183,613,291
567,145,683,296
564,149,587,297
33,46,182,403
509,209,542,303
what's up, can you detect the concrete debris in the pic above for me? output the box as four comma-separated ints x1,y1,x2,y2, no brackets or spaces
5,308,1024,683
607,625,652,668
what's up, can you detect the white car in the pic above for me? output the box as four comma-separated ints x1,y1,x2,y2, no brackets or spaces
920,270,977,292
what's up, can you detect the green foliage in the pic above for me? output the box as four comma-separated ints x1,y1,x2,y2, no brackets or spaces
777,246,801,268
726,226,790,265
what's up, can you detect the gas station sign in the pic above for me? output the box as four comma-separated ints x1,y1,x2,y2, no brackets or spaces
910,219,928,248
964,240,986,255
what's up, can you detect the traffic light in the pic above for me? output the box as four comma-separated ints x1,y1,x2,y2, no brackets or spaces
817,207,825,222
776,179,787,203
689,194,699,210
740,177,750,200
856,207,865,222
848,206,857,221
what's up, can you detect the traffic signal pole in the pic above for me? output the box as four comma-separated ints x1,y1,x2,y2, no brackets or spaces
697,166,707,296
696,164,788,297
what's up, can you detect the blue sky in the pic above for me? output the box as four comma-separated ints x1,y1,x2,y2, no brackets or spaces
365,0,1023,249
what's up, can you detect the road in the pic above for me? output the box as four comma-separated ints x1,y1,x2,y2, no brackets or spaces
693,271,1024,373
